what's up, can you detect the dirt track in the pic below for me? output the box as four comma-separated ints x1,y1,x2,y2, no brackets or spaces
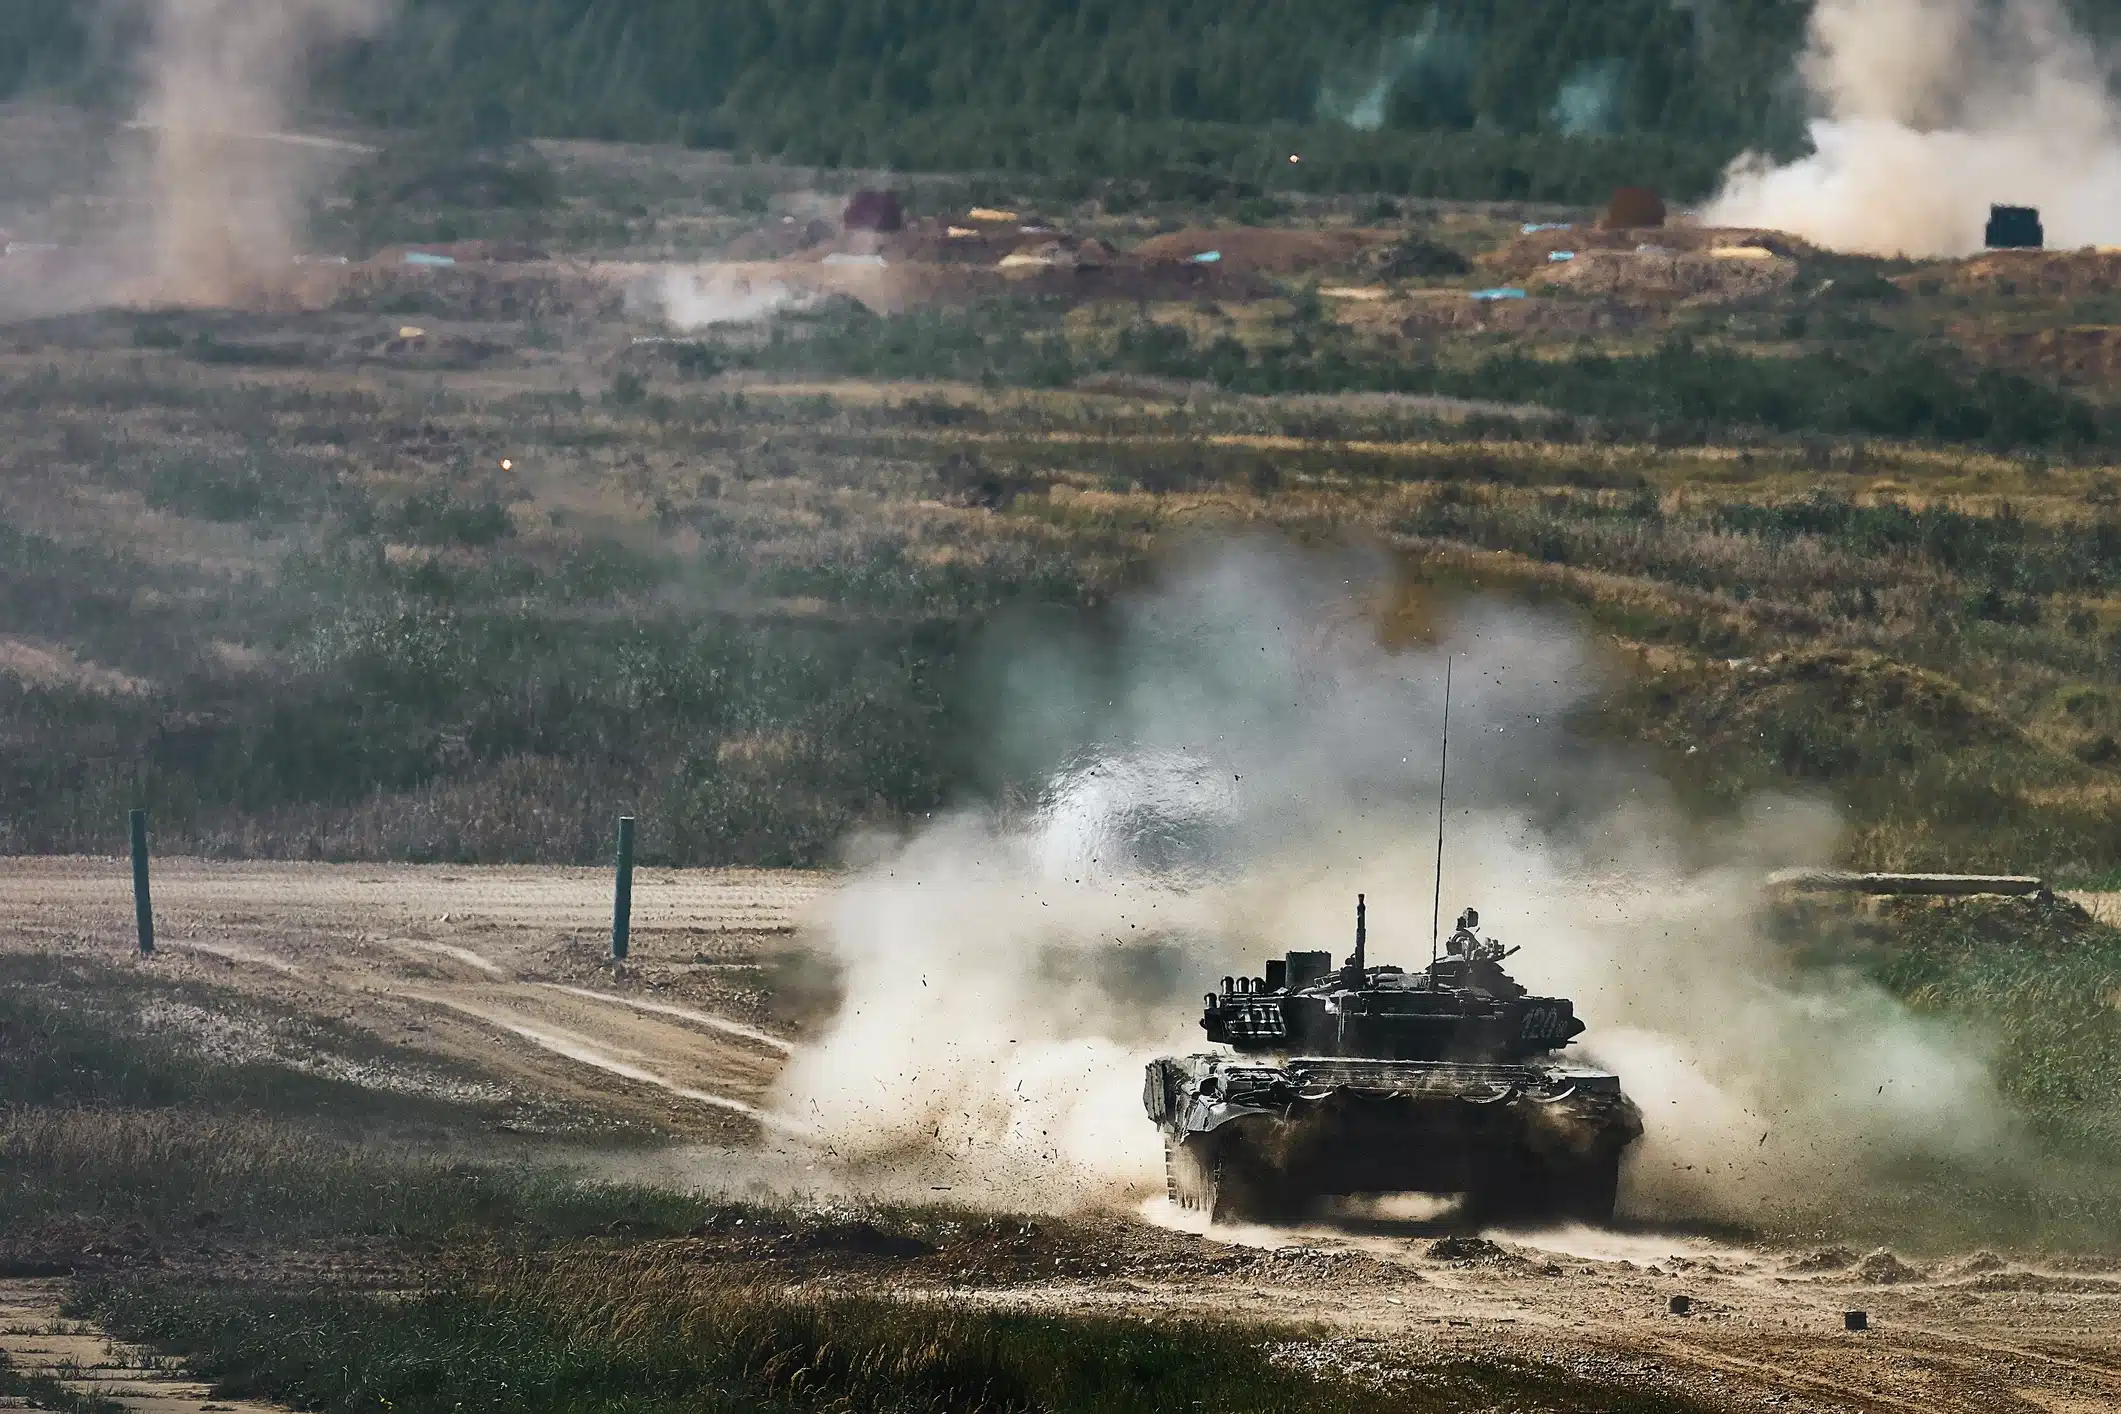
0,855,829,1139
4,856,2119,1413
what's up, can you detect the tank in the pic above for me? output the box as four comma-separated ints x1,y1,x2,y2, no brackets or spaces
1144,895,1642,1224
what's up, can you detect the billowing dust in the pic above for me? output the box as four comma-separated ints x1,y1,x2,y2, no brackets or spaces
134,0,388,303
1,0,387,314
770,541,2014,1225
1708,0,2121,255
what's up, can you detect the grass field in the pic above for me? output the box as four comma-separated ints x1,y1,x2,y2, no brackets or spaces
5,120,2121,878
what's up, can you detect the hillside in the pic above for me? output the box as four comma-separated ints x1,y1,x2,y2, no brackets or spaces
2,0,1805,199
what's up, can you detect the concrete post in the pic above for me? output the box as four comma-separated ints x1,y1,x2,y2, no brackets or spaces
612,816,635,961
129,808,155,955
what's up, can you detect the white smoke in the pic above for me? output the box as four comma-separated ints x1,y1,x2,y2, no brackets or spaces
772,541,2012,1223
1707,0,2121,255
1550,60,1625,137
1316,14,1475,132
648,266,815,330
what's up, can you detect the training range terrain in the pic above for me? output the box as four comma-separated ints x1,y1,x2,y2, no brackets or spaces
5,855,2119,1414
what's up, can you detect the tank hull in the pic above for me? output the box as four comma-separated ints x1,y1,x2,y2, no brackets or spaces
1146,1055,1642,1224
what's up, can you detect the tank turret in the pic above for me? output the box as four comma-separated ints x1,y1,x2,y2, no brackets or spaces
1200,895,1585,1062
1145,894,1642,1224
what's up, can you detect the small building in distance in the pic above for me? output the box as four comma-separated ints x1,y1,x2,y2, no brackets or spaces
1601,186,1666,230
842,189,905,233
1985,205,2043,249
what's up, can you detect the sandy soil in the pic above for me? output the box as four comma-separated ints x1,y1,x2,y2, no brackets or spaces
3,856,2118,1413
0,855,830,1140
0,1278,288,1414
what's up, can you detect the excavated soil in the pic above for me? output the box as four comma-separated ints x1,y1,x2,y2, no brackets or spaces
1131,226,1394,276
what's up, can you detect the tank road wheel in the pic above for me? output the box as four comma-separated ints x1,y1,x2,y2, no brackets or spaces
1554,1150,1622,1226
1166,1136,1302,1223
1165,1138,1220,1215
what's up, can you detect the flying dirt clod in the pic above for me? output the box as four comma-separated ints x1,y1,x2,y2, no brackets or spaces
1144,895,1643,1224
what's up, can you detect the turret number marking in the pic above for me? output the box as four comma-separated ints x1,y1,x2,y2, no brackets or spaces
1519,1005,1569,1042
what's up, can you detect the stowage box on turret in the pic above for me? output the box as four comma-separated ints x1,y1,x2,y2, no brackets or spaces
1144,896,1642,1223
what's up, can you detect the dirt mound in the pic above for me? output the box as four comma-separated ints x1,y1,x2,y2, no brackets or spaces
1954,323,2121,390
1132,226,1390,276
1944,1251,2010,1277
1527,247,1797,306
1481,226,1810,281
1854,1248,1927,1284
1425,1236,1518,1265
1784,1246,1859,1273
1017,258,1273,302
1914,248,2121,298
1360,235,1472,280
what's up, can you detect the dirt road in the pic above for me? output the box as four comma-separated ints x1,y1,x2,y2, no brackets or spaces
4,856,2118,1413
0,855,830,1139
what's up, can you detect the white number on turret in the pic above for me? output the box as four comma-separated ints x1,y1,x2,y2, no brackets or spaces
1518,1005,1568,1042
1225,1000,1288,1040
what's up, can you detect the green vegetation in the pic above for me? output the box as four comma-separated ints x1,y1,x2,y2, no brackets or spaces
12,323,2121,877
81,1272,1709,1414
1,0,1794,199
1863,898,2121,1160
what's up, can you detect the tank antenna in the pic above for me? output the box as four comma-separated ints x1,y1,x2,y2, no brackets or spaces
1429,656,1453,971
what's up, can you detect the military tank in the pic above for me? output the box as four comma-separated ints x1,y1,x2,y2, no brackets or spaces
1144,895,1642,1224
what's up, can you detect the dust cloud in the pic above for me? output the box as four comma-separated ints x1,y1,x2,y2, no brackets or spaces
645,266,816,330
133,0,387,303
0,0,386,314
1706,0,2121,255
771,541,2012,1224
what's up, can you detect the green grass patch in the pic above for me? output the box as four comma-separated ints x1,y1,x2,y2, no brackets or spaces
81,1264,1711,1414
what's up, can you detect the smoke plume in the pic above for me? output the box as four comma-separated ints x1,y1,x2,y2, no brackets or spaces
134,0,388,303
1316,14,1476,132
647,266,815,330
1706,0,2121,255
771,541,2013,1226
0,0,386,314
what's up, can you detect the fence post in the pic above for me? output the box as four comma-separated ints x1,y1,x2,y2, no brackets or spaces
612,815,635,961
129,808,155,956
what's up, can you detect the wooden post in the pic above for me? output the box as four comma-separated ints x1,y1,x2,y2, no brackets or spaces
129,808,155,955
612,816,635,961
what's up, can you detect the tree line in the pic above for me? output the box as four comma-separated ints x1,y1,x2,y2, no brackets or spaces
6,1,2121,199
